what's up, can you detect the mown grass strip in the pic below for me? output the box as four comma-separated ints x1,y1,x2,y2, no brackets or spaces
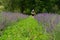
0,16,50,40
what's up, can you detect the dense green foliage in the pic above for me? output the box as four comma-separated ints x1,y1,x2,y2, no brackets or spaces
0,16,50,40
0,0,60,14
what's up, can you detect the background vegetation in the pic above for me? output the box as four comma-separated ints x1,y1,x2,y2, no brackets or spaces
0,0,60,14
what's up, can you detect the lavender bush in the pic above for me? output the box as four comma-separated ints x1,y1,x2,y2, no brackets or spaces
0,12,28,30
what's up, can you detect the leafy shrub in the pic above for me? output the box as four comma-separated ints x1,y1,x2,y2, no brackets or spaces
23,8,31,15
0,5,4,12
34,6,41,13
0,16,50,40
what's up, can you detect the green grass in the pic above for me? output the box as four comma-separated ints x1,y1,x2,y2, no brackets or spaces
55,32,60,40
55,23,60,40
0,16,50,40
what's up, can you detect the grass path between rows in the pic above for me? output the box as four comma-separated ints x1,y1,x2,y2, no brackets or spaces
0,16,50,40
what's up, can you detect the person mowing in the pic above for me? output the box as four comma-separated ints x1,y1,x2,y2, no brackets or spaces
31,9,36,16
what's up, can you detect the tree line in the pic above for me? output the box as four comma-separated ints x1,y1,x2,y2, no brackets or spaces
0,0,60,14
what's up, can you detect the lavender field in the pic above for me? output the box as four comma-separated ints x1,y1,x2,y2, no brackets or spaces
0,12,60,40
0,12,28,30
34,13,60,32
